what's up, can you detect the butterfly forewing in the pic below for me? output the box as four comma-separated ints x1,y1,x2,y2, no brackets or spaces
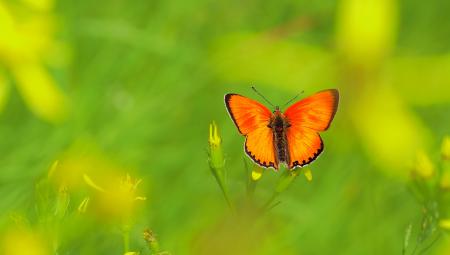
284,89,339,168
224,94,278,168
284,89,339,131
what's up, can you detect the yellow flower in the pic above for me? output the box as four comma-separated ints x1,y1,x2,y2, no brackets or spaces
209,121,222,148
439,219,450,230
208,121,225,172
0,0,69,123
207,121,233,210
84,173,147,220
251,167,263,181
1,227,50,255
336,0,397,67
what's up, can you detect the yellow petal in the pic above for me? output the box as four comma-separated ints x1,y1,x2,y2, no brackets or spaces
303,168,313,182
251,167,263,181
77,197,90,214
11,63,68,123
83,174,106,192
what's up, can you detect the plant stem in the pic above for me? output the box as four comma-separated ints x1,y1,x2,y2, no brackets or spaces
213,169,235,212
262,192,279,211
122,225,130,253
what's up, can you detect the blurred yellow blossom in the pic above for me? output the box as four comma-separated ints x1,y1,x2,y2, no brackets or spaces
84,173,147,220
50,141,128,190
414,150,435,179
1,227,50,255
336,0,397,67
439,219,450,230
0,0,69,123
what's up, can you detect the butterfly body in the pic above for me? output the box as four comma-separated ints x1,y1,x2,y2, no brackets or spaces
268,108,290,167
225,89,339,170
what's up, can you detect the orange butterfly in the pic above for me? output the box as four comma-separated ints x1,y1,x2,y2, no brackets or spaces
225,89,339,170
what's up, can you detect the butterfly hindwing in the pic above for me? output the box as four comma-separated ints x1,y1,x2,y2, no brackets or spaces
224,94,277,168
285,125,324,168
245,126,277,168
284,89,339,168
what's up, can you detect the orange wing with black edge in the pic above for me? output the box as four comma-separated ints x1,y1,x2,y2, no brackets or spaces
225,94,278,169
284,89,339,168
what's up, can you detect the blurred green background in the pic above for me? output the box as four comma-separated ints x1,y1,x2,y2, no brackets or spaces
0,0,450,254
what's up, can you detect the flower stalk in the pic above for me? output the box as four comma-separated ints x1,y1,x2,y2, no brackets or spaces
247,166,263,199
263,167,312,211
122,224,130,253
262,167,298,210
208,121,234,211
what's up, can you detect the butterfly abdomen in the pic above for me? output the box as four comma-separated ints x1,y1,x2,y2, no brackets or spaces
270,111,290,167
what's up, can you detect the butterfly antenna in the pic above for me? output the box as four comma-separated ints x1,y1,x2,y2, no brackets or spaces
251,86,275,107
282,90,304,107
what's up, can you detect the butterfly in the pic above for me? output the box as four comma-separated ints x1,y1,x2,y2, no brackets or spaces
225,89,339,170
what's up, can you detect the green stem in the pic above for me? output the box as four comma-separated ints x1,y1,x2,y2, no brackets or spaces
122,227,130,253
247,178,257,199
213,169,235,212
262,192,279,211
262,167,298,212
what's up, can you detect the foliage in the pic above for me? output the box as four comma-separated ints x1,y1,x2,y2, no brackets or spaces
0,0,449,254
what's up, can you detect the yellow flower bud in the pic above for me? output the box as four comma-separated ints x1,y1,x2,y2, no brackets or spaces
302,168,313,182
207,122,233,210
208,121,225,170
251,167,263,181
